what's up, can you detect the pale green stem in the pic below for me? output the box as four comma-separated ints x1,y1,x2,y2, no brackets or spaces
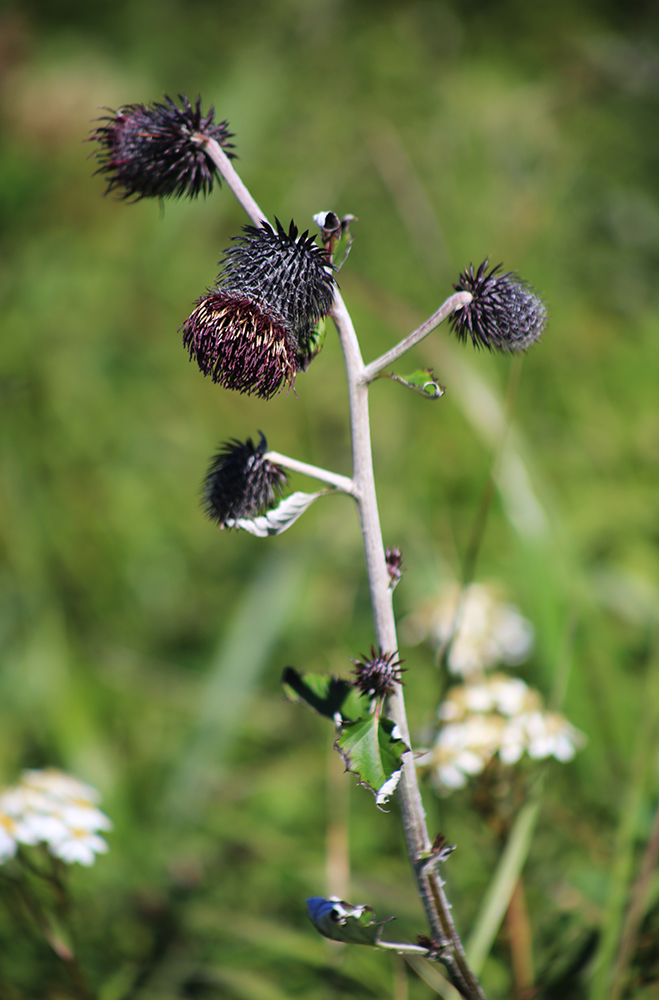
361,292,472,383
264,451,355,494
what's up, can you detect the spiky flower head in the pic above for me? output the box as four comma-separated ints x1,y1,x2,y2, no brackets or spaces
202,433,287,528
182,219,335,399
351,647,405,699
449,260,547,353
89,93,235,200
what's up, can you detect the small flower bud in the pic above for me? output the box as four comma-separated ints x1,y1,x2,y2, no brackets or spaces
182,219,335,399
449,260,547,353
351,646,405,698
202,433,287,528
385,547,404,590
89,93,235,200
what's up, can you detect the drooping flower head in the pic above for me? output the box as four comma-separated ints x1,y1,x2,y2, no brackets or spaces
89,93,235,200
183,219,336,399
351,646,405,699
449,260,547,353
202,433,287,528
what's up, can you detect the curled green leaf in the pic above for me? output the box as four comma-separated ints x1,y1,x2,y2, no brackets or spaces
380,368,445,400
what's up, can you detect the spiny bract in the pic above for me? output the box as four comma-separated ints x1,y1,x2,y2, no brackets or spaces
351,647,405,699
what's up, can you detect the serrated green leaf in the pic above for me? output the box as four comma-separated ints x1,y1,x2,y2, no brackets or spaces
382,369,445,400
281,667,369,722
336,715,408,807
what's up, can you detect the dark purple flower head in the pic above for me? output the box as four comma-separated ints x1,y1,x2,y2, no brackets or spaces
449,260,547,353
202,433,287,528
89,94,235,201
183,293,298,400
351,647,405,699
182,219,336,398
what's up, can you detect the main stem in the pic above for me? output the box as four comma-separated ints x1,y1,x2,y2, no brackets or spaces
206,143,485,999
332,292,486,1000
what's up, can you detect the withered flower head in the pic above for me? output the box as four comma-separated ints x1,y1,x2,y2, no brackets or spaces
202,433,287,528
449,260,547,353
182,219,336,399
351,647,405,699
89,93,235,200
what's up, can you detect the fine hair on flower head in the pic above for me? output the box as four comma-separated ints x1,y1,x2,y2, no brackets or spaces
182,219,336,399
89,93,235,201
449,259,547,353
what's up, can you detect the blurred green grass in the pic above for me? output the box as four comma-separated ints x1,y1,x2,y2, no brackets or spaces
1,1,659,997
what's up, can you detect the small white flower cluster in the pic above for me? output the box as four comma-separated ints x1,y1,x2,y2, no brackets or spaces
403,583,534,677
0,769,112,866
416,673,586,794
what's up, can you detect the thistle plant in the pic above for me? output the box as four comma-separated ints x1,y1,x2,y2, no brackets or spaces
88,93,548,1000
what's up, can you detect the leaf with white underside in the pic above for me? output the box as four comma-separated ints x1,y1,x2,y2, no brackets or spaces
380,369,445,400
336,715,408,808
225,491,324,536
307,896,395,945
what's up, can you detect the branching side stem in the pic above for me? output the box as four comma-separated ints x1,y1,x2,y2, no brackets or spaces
361,292,473,383
264,452,355,495
209,145,486,1000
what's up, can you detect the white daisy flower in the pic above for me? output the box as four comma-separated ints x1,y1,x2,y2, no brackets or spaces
0,813,19,861
50,829,109,867
404,583,534,677
419,675,586,794
21,768,101,806
0,769,112,866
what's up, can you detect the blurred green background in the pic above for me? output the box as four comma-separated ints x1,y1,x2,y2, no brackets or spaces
1,0,659,997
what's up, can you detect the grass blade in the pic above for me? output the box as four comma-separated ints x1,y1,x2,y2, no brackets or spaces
465,788,543,975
